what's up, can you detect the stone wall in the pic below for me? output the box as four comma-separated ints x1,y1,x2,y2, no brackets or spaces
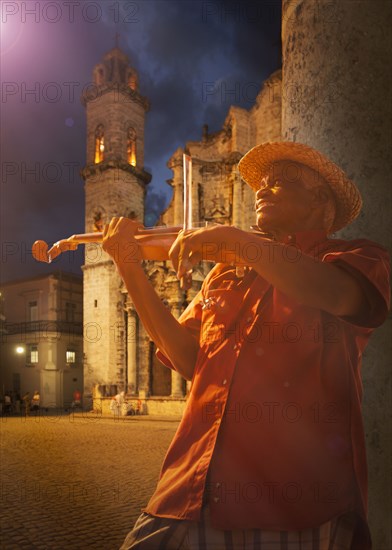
82,261,125,392
281,1,391,546
93,395,186,417
250,69,282,146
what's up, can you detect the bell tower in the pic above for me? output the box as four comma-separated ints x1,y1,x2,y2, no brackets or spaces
81,46,151,401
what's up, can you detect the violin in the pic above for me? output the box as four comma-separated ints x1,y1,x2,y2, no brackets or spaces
31,222,268,290
32,225,184,263
31,224,265,264
31,155,264,272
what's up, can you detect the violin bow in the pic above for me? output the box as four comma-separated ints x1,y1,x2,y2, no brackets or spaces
180,152,194,289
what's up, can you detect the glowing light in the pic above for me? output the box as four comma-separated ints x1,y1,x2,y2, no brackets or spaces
94,125,105,164
127,128,136,166
95,136,104,163
128,149,136,167
0,8,25,57
16,346,25,354
128,75,137,90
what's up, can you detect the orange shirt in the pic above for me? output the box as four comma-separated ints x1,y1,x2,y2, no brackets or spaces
143,231,390,537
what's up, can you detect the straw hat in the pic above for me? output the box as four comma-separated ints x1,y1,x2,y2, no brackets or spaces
238,141,362,233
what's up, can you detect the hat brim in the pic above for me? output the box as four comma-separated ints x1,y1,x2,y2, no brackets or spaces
238,141,362,233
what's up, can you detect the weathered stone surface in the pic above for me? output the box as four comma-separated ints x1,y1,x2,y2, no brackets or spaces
282,1,391,547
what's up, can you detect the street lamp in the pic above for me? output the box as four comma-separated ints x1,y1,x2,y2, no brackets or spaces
16,346,25,354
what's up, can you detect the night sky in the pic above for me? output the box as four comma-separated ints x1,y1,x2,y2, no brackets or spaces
0,0,281,283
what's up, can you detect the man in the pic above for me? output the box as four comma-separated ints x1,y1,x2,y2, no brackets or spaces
3,393,12,415
103,142,390,549
110,391,126,418
31,390,40,414
22,392,30,417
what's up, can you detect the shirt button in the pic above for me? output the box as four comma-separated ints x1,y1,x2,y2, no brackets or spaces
246,316,252,323
213,496,220,503
215,482,221,488
222,379,227,385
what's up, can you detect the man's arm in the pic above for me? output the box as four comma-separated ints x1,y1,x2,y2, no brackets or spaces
246,238,365,317
103,218,199,381
171,226,366,318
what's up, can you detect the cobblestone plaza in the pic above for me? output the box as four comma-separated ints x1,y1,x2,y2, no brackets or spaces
0,414,180,549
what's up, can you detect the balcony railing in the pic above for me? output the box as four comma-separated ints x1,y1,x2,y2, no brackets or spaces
2,320,83,337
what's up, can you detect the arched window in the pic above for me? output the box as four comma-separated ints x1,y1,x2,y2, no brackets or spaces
127,127,136,167
94,125,104,164
128,73,137,91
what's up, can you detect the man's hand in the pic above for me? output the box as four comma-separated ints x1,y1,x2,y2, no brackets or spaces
169,224,248,280
102,217,143,267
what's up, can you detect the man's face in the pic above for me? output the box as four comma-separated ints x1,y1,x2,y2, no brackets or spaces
254,160,325,235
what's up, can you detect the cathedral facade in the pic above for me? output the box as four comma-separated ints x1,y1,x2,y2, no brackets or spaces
81,47,281,414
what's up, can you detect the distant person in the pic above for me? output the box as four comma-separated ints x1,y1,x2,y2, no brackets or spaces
110,391,125,417
71,389,82,410
135,399,143,415
22,392,30,416
31,391,40,414
3,393,11,415
14,392,21,414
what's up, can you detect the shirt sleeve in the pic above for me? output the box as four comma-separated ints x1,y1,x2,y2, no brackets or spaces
155,289,204,370
322,242,390,328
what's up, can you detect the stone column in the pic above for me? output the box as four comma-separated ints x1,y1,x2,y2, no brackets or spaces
171,368,185,398
137,324,150,397
173,179,183,226
167,150,185,226
170,303,185,398
232,168,242,228
281,1,391,547
192,164,200,227
126,303,137,394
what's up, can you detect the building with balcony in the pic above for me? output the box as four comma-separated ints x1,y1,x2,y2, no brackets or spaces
0,271,83,409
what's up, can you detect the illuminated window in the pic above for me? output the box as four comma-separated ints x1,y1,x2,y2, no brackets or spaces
94,125,105,164
29,345,38,364
127,127,136,166
66,350,76,364
128,74,137,90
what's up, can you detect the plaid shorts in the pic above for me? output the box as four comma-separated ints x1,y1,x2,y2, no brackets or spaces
119,503,357,549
